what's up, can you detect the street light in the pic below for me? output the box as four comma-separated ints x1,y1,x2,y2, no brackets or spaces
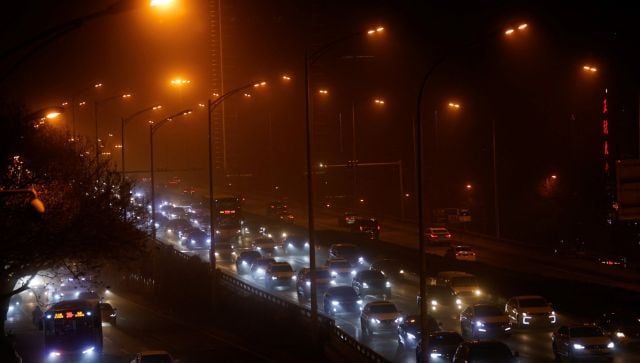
206,81,267,272
149,109,192,240
414,22,526,359
95,93,132,163
25,106,66,128
582,65,598,73
69,82,103,139
304,24,385,332
121,105,162,174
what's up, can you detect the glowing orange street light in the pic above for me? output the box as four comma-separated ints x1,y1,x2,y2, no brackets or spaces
374,98,385,105
253,81,267,87
465,183,473,190
281,75,291,81
318,89,328,95
243,93,252,98
551,174,557,179
150,0,174,7
46,111,61,119
583,65,597,72
505,23,528,36
170,78,191,87
367,26,384,35
448,102,461,109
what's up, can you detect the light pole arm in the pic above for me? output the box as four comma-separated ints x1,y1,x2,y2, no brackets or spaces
208,81,263,113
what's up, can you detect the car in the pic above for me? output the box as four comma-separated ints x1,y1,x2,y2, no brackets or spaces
213,216,242,242
323,286,363,316
460,304,512,339
417,285,463,314
505,295,556,328
349,218,380,239
328,243,364,265
163,218,192,237
99,302,117,325
264,262,295,290
251,257,277,280
552,324,615,361
435,271,482,300
266,200,288,215
414,331,464,361
595,311,640,344
212,241,236,261
444,245,477,261
252,237,278,256
397,314,441,350
452,340,518,363
283,234,309,255
360,301,403,338
296,267,332,301
180,227,210,250
369,258,406,280
325,258,356,281
240,221,267,238
352,270,391,298
131,350,175,363
338,212,361,227
276,210,295,224
552,233,587,258
235,250,262,274
426,227,452,245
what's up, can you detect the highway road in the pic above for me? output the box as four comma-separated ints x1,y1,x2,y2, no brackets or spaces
161,194,640,363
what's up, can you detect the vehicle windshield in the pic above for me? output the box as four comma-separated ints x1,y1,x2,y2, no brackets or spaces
369,304,397,314
255,238,274,246
330,287,358,299
217,243,233,249
428,332,464,346
271,264,292,272
451,276,478,287
255,259,275,267
571,326,604,337
431,228,449,234
428,286,455,297
217,218,240,228
314,270,332,279
519,298,548,307
474,305,504,317
359,270,384,280
335,245,358,257
456,246,473,252
356,219,378,227
468,343,513,361
330,260,351,268
241,252,261,259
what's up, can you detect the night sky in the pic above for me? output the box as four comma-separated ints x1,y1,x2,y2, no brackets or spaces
2,0,639,247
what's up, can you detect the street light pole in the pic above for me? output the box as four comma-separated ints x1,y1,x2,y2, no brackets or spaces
351,100,357,208
121,105,162,175
207,81,266,273
491,118,501,239
95,93,132,163
149,109,192,241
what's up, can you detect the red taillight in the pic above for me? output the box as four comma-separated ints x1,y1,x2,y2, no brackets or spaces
360,226,364,231
377,226,381,230
446,234,452,238
430,234,437,238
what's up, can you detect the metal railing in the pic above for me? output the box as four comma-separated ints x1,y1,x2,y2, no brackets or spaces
217,270,389,362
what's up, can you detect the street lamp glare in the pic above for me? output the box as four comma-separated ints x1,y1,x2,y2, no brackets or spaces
282,75,291,81
152,105,162,110
45,111,61,119
376,26,384,32
505,28,515,35
374,99,385,105
122,93,132,98
150,0,174,7
94,83,103,88
551,174,557,179
518,23,528,30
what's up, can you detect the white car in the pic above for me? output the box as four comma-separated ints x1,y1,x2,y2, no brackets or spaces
325,258,356,281
552,325,615,361
445,245,477,261
360,301,403,337
505,295,556,327
264,262,295,290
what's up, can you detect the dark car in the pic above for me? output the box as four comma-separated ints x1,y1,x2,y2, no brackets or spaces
235,250,262,274
352,270,391,298
452,340,518,363
266,200,288,215
323,286,363,316
296,267,332,301
397,314,441,350
329,243,364,265
370,258,406,280
283,235,309,255
264,262,294,290
552,325,615,361
99,302,117,325
181,228,210,250
415,331,464,361
417,285,462,314
349,218,380,239
338,212,361,227
277,210,295,224
251,257,276,280
596,311,640,344
460,304,512,339
163,218,192,237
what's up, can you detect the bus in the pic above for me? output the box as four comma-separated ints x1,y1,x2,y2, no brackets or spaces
43,299,103,359
433,208,472,225
213,196,242,217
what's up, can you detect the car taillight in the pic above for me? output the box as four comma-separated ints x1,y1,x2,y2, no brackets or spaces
360,226,364,231
377,226,381,230
430,234,437,238
446,234,452,238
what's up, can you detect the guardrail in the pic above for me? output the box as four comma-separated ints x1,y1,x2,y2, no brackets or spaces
217,270,389,363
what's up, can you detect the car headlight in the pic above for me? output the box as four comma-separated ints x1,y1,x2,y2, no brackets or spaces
288,243,293,248
306,281,311,286
362,283,369,288
522,312,528,317
271,276,277,280
330,280,337,285
476,321,485,327
573,343,585,350
191,239,196,244
616,331,625,338
431,300,438,306
282,233,287,238
456,298,462,305
430,353,442,359
109,313,116,317
256,247,261,250
241,261,247,265
292,275,297,280
395,317,403,323
407,332,416,340
331,271,337,276
385,281,392,288
304,242,309,248
371,318,380,324
331,300,339,306
214,252,219,257
215,230,220,234
357,300,363,305
475,289,482,296
607,342,615,349
358,257,364,264
257,268,265,274
351,270,357,275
